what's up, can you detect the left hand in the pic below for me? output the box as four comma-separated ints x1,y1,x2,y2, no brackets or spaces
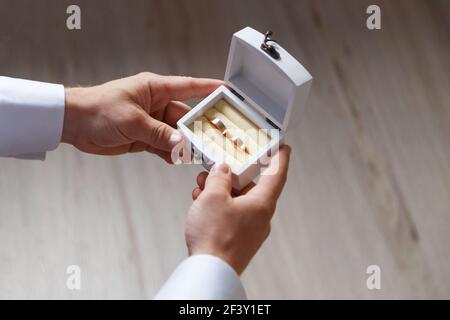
62,72,223,162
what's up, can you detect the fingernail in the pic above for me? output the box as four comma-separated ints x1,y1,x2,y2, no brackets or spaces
169,132,183,146
212,163,229,174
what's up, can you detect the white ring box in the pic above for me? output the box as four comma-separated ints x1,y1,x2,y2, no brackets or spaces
177,27,313,190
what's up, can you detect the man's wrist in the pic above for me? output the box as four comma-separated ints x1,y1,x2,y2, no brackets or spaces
62,87,82,144
190,249,245,275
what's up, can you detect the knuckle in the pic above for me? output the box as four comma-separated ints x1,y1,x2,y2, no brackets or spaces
191,188,199,200
149,121,169,143
137,72,156,90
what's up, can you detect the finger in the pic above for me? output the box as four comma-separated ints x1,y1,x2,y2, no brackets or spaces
150,108,166,122
128,141,149,153
153,75,224,101
89,141,161,156
203,163,232,196
196,171,209,190
129,111,183,152
192,187,202,200
83,144,131,155
163,101,191,127
247,145,291,201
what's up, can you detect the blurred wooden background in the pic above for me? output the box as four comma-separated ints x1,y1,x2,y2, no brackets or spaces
0,0,449,299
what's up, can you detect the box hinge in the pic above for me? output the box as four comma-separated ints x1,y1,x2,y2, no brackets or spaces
230,88,245,101
265,117,281,130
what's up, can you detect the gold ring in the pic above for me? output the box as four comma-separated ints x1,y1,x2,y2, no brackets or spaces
211,118,227,134
231,136,248,153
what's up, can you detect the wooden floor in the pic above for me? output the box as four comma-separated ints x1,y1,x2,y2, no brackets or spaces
0,0,449,299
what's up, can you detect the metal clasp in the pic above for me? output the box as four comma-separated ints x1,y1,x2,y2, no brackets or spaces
260,30,280,60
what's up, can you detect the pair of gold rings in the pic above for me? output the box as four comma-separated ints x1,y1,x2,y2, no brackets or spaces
211,118,248,153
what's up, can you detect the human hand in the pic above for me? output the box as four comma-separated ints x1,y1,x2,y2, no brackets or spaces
185,145,291,275
62,72,223,162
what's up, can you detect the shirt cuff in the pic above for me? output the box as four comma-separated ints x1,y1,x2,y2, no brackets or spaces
0,76,65,158
154,255,247,300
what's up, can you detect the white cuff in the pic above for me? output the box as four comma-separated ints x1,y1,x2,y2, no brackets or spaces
0,76,65,159
154,255,247,300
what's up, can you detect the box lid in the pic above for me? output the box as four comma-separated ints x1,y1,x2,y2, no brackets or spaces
224,27,312,131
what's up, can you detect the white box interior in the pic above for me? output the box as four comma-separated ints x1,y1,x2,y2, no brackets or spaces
177,85,283,189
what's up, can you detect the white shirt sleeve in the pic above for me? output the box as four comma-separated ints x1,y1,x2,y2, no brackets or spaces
154,255,247,300
0,76,65,159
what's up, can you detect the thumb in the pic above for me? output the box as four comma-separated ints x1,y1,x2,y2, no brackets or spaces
138,115,183,152
204,163,232,196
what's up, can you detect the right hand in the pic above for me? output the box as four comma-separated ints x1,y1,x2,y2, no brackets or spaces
185,145,291,275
